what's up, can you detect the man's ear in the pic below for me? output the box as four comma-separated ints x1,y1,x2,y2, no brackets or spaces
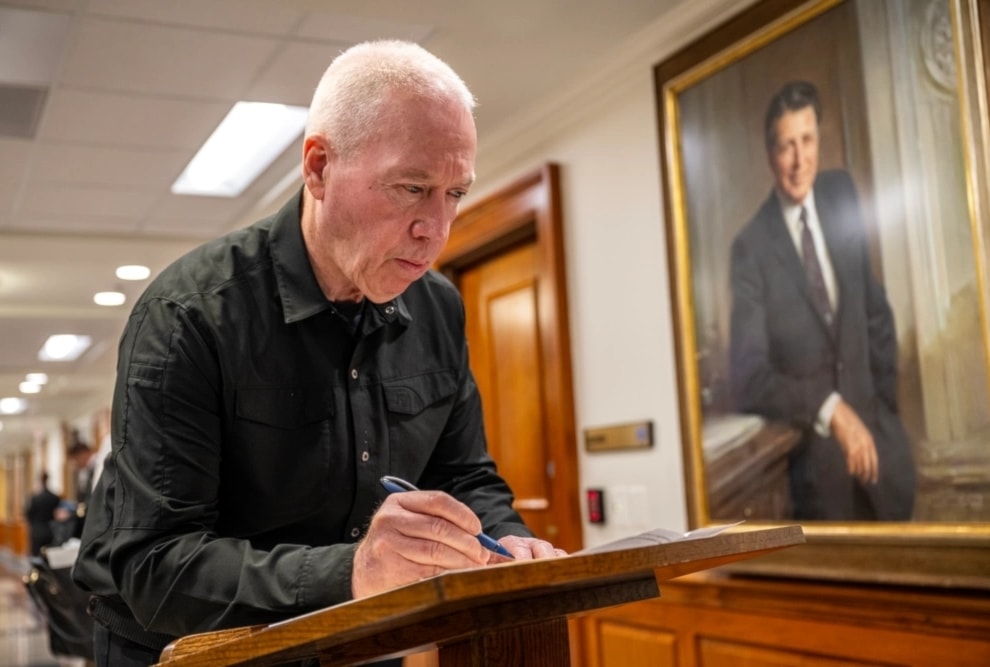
302,135,330,200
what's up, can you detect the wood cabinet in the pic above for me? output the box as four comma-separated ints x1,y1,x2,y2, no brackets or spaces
576,572,990,666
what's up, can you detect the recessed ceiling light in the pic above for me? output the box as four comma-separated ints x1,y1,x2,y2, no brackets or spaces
25,372,48,384
171,101,308,198
38,334,92,361
94,291,126,306
0,397,28,415
19,381,41,394
116,265,150,281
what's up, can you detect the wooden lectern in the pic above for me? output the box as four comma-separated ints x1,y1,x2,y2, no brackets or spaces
155,525,803,666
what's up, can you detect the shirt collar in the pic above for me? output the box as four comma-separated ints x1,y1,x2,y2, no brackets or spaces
776,189,819,235
269,189,332,324
269,188,413,327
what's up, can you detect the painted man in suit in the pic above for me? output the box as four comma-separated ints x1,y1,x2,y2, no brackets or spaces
729,80,915,520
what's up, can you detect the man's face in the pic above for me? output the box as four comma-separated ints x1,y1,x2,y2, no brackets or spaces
768,105,819,205
306,94,477,303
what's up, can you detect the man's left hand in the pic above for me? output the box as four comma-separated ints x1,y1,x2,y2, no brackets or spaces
493,535,567,561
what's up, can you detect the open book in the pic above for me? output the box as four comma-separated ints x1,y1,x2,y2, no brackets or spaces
575,521,745,555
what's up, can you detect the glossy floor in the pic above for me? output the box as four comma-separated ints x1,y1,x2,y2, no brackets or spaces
0,550,87,667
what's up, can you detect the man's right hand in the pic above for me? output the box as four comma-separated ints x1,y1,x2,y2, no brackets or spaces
829,399,879,485
351,490,492,599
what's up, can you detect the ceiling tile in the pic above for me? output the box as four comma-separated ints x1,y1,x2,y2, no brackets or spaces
0,5,71,87
40,89,232,150
0,317,125,376
0,188,17,222
88,0,303,36
8,213,143,236
0,0,77,12
245,40,352,106
31,143,189,188
18,185,157,220
140,217,231,239
0,137,32,185
61,17,282,99
293,10,433,44
149,192,250,224
0,258,113,306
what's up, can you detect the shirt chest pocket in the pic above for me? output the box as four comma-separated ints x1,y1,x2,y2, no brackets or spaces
226,387,334,533
382,371,459,462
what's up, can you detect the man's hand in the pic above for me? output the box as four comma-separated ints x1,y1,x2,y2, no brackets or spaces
352,490,492,599
496,534,567,560
352,491,569,598
829,399,879,485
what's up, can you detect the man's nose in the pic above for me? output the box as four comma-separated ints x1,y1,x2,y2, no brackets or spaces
413,194,454,240
791,143,805,169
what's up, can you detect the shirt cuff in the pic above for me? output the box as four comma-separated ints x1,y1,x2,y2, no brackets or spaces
815,392,841,437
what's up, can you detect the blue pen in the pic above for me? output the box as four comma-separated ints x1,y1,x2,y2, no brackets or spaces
379,475,515,559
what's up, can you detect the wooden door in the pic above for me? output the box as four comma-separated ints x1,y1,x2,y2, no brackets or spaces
437,163,582,553
460,242,555,538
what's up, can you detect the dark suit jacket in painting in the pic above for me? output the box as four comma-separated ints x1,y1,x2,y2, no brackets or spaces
729,169,916,520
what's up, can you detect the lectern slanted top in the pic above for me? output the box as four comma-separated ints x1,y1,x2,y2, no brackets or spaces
156,524,805,667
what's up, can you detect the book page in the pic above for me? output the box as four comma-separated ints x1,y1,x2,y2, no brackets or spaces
575,521,745,555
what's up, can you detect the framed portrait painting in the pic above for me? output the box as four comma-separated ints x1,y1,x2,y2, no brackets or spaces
657,0,990,586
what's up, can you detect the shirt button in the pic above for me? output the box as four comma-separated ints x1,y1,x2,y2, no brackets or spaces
350,527,360,538
385,304,395,315
350,369,358,380
361,451,369,462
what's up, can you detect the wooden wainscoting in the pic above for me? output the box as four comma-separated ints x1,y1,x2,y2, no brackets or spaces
576,572,990,667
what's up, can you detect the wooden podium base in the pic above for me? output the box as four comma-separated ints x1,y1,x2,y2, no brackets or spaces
441,618,569,667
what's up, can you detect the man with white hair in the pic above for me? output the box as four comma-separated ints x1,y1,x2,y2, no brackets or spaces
74,40,563,667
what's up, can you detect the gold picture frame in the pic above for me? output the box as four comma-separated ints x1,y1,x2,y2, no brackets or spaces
657,0,990,587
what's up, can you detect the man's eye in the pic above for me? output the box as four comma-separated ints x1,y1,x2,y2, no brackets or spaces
450,190,467,200
404,185,424,195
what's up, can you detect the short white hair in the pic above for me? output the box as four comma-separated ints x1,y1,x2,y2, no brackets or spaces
306,40,476,158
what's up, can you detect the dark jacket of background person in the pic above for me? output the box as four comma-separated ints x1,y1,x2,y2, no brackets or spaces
72,190,528,647
25,473,61,556
730,169,916,520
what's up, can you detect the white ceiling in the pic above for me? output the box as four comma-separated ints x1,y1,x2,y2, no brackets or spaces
0,0,683,451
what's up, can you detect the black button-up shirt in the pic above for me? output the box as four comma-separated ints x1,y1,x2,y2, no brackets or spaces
74,190,528,640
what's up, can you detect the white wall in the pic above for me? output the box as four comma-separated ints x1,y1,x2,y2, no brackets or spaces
467,0,752,548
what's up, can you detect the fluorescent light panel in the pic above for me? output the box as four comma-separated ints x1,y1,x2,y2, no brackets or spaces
116,265,150,281
0,397,27,415
94,291,125,306
172,102,308,198
38,334,92,361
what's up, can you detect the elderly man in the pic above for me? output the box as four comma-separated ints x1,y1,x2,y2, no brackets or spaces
74,40,562,667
